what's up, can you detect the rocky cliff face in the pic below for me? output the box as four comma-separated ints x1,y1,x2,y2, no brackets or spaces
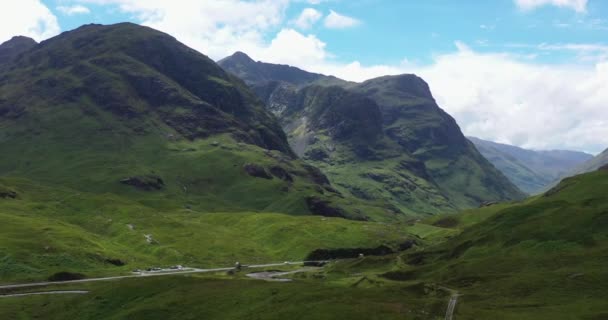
220,52,525,216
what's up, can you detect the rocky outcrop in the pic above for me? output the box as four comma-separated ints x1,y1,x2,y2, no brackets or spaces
0,185,17,199
120,175,164,190
269,166,293,182
305,245,394,260
305,196,348,218
243,163,273,179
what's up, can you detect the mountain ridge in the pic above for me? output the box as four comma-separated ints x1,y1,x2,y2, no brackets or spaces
0,22,382,220
468,136,593,194
219,52,525,215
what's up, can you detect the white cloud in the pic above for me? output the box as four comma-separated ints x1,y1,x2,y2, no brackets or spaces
254,28,328,66
324,10,360,29
76,0,290,59
0,0,60,43
514,0,588,12
292,8,322,29
413,44,608,153
57,4,91,15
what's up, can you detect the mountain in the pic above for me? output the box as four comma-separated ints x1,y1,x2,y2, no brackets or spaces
0,36,37,64
219,52,525,216
217,51,352,88
568,147,608,175
468,137,593,194
0,22,439,283
0,22,383,220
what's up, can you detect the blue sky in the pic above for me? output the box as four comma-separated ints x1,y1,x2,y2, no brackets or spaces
1,0,607,153
39,0,608,66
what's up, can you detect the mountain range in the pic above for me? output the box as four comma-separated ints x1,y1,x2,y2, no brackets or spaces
1,22,607,320
468,137,593,194
219,52,524,216
567,147,608,176
0,23,388,221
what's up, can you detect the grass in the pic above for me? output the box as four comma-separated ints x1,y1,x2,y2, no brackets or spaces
0,274,448,320
0,175,428,282
392,169,608,319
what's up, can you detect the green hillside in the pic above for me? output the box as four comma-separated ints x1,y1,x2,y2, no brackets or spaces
2,169,606,319
219,53,525,216
0,23,388,220
386,167,608,319
0,176,428,282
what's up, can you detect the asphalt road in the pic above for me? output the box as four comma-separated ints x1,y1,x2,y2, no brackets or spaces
0,290,89,298
0,261,323,291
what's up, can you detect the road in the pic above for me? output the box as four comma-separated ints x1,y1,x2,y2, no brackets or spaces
1,261,460,319
245,267,319,282
0,290,89,298
0,261,325,291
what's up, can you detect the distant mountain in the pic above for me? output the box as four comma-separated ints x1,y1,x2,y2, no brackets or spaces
0,36,37,64
567,147,608,175
468,137,593,194
0,23,377,220
220,52,525,216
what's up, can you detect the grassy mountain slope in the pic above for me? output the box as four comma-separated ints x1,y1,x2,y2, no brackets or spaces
3,169,606,319
0,23,384,219
469,136,593,194
219,53,524,216
387,168,608,319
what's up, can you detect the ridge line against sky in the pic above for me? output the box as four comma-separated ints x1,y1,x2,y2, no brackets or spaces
1,0,607,154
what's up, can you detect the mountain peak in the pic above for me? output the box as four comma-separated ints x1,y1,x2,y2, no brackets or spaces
360,74,434,100
229,51,255,64
219,51,332,87
1,36,37,47
0,36,37,64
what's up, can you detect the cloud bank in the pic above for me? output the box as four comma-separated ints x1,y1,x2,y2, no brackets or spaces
0,0,60,43
514,0,588,12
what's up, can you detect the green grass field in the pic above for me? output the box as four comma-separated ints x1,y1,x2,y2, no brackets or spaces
0,174,446,282
0,272,448,320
